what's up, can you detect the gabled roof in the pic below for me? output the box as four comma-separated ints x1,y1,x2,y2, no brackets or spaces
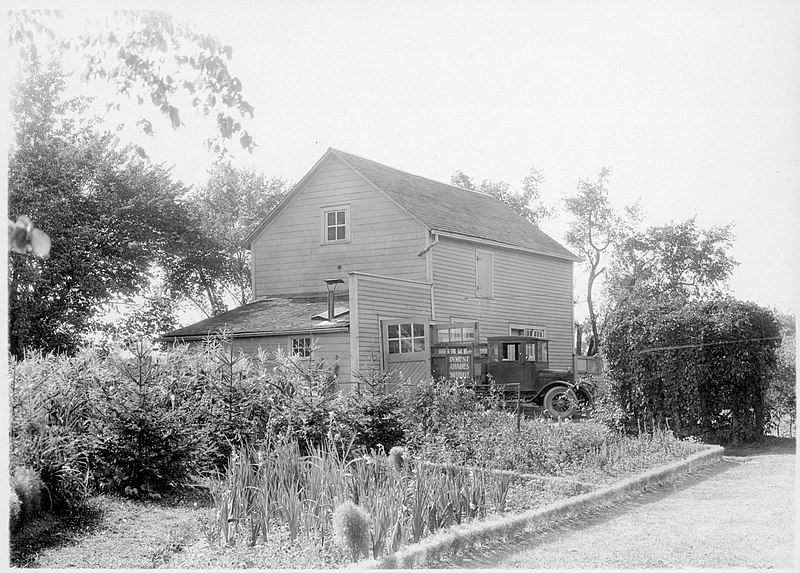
160,294,349,340
244,148,579,261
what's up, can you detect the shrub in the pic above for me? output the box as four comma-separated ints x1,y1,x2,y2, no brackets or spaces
332,501,372,562
399,377,492,451
603,298,781,444
90,341,201,496
9,487,22,534
9,349,99,511
336,368,405,453
11,466,44,526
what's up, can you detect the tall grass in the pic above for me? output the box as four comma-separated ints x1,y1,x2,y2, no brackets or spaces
203,437,523,557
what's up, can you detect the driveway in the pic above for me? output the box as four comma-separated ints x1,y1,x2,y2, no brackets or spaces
441,439,796,569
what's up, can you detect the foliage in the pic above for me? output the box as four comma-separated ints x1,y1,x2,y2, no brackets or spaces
89,341,202,497
603,297,781,444
606,217,738,305
10,467,45,529
451,167,553,226
563,167,640,354
9,9,256,157
9,488,23,534
8,59,205,356
332,500,372,562
398,377,494,452
9,349,99,511
168,164,287,315
765,310,796,436
336,368,405,453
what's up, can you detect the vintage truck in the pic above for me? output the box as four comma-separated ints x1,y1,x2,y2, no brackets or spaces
483,336,594,419
431,329,595,420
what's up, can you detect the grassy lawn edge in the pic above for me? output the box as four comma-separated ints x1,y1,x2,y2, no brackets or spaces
361,444,725,569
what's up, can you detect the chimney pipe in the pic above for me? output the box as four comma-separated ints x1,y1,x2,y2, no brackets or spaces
323,278,344,321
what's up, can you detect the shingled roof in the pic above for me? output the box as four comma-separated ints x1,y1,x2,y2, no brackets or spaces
329,149,579,261
160,295,349,340
244,149,578,261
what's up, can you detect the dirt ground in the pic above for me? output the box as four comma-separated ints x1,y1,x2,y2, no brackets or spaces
441,438,796,569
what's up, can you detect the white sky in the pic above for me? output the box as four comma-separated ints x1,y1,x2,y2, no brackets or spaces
7,0,800,319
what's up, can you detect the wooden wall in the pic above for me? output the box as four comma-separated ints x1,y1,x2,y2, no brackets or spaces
431,236,575,371
349,272,433,383
230,332,351,386
250,155,429,298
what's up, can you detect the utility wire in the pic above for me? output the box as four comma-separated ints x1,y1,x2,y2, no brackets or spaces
635,336,782,354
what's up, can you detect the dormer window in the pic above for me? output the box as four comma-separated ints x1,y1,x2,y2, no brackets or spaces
321,205,350,244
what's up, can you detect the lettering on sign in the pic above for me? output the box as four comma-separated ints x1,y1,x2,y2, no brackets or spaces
447,353,473,379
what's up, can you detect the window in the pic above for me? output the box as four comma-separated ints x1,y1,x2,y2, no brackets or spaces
435,325,476,343
510,325,546,338
476,250,494,298
290,336,312,357
387,323,426,354
321,205,350,243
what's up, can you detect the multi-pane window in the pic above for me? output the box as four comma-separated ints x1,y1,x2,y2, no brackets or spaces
290,336,311,357
322,205,349,243
387,323,426,354
435,325,476,343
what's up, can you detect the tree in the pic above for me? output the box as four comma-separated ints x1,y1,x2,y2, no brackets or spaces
163,164,287,316
563,168,638,355
451,167,553,227
8,60,197,356
8,9,256,158
766,310,796,436
606,217,738,305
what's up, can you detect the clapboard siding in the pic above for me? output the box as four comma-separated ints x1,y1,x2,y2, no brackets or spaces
432,237,574,370
251,156,428,297
350,273,433,380
231,332,351,386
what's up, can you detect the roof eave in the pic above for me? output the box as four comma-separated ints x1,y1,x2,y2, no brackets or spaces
432,230,582,262
158,324,350,342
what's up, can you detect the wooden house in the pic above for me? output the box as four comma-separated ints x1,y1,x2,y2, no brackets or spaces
161,149,580,389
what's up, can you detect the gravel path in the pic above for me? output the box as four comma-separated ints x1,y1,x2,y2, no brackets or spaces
440,445,795,569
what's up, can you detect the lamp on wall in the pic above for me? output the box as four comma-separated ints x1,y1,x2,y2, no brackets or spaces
324,278,345,320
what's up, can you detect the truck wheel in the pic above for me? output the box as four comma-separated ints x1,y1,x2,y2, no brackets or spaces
544,386,578,419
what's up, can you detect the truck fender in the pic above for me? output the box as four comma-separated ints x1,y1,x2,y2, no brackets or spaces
536,381,593,405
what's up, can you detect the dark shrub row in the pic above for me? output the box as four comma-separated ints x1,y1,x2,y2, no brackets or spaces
9,337,499,511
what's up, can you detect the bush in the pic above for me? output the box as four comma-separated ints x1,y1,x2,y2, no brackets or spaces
9,487,22,534
332,501,371,562
11,466,44,527
90,341,202,496
399,377,493,451
9,349,99,511
603,298,781,444
335,368,405,453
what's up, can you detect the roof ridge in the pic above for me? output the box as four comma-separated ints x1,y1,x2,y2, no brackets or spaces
329,148,491,199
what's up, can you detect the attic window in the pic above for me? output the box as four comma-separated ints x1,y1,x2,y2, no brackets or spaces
322,205,350,244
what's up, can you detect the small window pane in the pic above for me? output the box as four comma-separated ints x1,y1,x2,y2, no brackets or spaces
413,339,425,352
327,228,336,241
389,340,400,354
463,327,475,340
413,323,424,337
388,324,398,338
438,329,450,343
327,212,336,225
336,226,346,240
450,328,462,342
401,339,412,353
400,323,412,337
337,211,346,224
